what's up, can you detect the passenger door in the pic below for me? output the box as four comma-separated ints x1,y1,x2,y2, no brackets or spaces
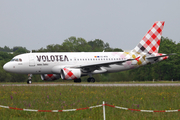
29,55,35,67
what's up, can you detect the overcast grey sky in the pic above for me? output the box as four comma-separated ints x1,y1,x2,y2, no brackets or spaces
0,0,180,51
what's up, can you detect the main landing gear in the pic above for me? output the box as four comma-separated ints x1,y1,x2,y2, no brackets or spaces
73,77,95,83
27,74,32,84
74,78,81,83
87,73,95,83
87,77,95,83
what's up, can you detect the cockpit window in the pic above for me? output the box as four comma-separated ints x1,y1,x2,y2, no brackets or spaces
11,58,22,62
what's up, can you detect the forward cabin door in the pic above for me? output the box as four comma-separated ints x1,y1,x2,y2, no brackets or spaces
29,55,35,67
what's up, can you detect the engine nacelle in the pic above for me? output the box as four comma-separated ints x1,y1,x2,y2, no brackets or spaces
61,68,81,80
41,74,60,81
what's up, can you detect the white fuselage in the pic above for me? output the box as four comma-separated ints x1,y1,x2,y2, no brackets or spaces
3,52,145,75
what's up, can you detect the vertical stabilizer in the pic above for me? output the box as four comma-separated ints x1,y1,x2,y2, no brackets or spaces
133,21,165,54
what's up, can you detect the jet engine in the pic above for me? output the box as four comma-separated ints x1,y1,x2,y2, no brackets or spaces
61,68,81,80
41,74,60,81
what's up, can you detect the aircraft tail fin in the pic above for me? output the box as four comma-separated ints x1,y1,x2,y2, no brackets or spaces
133,21,165,54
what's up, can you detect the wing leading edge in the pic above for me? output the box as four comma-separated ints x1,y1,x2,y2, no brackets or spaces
65,58,137,73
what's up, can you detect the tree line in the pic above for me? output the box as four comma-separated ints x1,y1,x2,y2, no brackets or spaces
0,36,179,82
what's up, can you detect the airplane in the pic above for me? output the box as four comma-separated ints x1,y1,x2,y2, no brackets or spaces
3,21,175,84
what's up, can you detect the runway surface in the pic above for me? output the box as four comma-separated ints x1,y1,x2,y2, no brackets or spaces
1,83,180,87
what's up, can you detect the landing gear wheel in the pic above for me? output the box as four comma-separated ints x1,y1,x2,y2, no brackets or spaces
27,80,32,84
27,74,32,84
74,78,81,83
87,77,95,83
87,78,91,82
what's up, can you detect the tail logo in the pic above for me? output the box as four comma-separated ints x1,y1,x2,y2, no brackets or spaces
133,21,165,54
135,56,140,62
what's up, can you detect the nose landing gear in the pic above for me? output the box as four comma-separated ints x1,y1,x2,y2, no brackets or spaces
27,74,32,84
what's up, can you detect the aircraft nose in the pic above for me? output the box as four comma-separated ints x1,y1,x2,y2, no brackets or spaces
3,62,12,72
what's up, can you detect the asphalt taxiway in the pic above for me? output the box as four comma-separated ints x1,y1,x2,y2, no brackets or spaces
1,83,180,87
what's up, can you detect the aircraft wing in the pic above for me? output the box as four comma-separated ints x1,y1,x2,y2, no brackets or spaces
146,53,176,60
67,58,136,72
81,59,134,67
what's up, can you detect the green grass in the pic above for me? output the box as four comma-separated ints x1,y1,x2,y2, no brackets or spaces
0,80,180,84
0,85,180,120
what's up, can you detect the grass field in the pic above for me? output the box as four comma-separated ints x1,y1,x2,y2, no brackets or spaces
0,80,179,84
0,83,180,120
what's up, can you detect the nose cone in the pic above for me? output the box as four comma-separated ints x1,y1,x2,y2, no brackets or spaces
3,62,12,72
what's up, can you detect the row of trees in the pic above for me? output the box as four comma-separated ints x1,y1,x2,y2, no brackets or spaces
0,36,179,82
33,36,123,52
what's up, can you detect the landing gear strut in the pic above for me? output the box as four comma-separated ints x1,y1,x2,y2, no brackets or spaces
27,74,32,84
87,77,95,83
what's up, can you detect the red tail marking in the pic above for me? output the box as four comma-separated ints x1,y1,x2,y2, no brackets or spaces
133,21,165,53
135,56,140,62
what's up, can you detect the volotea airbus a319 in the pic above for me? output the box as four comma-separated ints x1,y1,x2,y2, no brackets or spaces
3,21,174,84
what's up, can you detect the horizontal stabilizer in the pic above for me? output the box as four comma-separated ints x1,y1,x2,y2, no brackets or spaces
146,53,176,60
